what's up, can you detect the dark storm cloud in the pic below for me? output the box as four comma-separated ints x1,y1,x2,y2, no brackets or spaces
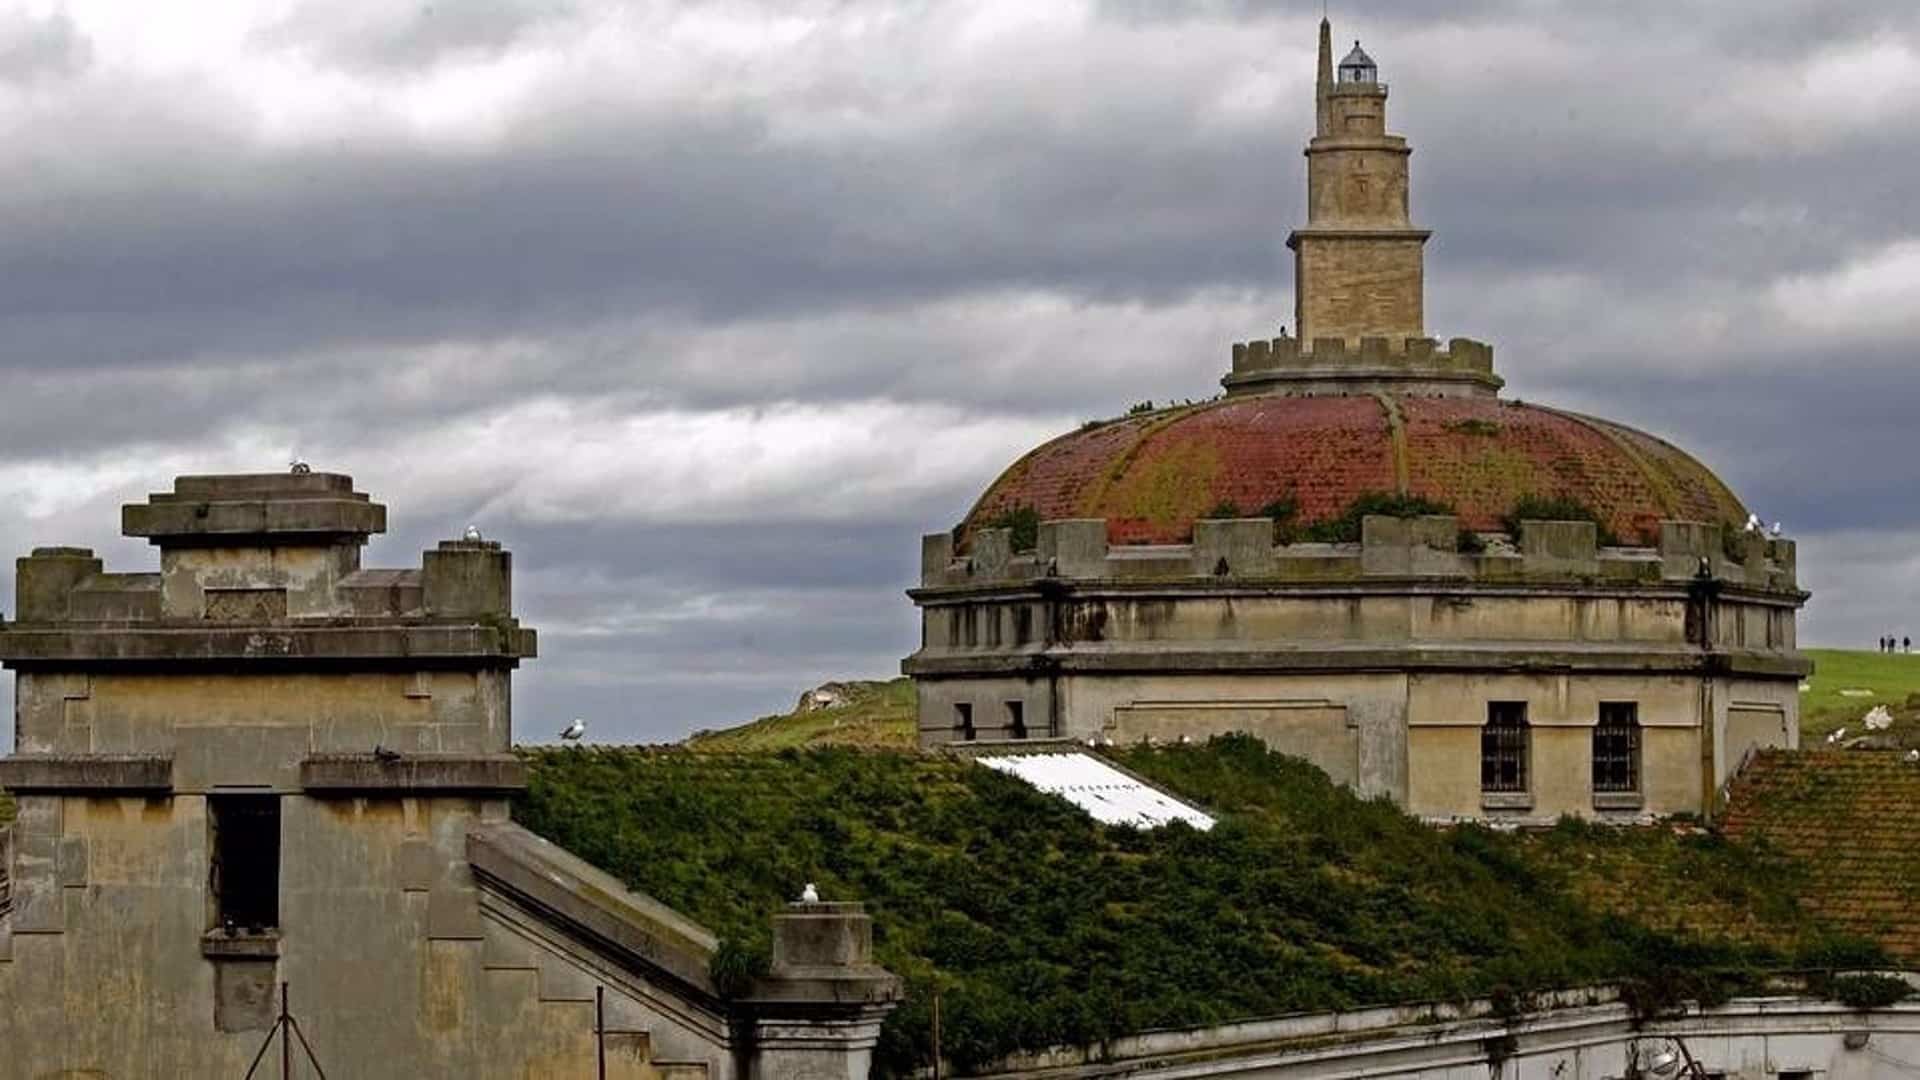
1,1,1917,741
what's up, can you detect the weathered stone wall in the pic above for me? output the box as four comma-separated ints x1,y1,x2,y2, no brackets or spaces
0,791,728,1079
1293,233,1426,346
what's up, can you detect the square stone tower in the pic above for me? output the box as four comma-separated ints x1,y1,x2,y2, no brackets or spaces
0,471,899,1078
1290,19,1430,346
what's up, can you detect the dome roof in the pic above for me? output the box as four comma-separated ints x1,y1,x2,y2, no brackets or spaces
961,393,1747,547
1340,41,1376,70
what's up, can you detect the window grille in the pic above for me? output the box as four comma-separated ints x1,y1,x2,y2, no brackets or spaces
1481,702,1529,793
1593,702,1641,793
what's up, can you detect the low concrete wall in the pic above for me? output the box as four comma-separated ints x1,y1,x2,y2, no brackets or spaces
964,979,1920,1079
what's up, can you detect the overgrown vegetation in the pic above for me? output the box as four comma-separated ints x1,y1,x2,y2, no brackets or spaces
1501,494,1623,546
1445,419,1502,437
1810,972,1914,1011
516,737,1858,1076
1298,491,1456,543
981,504,1041,552
687,679,916,751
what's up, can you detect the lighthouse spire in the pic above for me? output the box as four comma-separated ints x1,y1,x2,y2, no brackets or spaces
1315,16,1334,136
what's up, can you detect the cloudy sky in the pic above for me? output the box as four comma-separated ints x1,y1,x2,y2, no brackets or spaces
0,0,1916,744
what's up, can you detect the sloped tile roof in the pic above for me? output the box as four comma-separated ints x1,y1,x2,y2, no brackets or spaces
1720,750,1920,961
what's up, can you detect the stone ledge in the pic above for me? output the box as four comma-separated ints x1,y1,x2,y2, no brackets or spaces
0,755,173,793
467,822,720,1002
0,623,536,667
301,754,527,793
905,645,1814,680
201,930,282,961
124,497,385,544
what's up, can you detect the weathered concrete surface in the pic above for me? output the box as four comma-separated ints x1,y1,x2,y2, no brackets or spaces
0,755,172,792
1,472,900,1079
301,753,528,793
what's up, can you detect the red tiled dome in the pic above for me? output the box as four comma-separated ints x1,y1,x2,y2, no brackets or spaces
962,393,1747,547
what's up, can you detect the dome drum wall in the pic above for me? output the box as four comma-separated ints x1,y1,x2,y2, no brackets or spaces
905,513,1808,823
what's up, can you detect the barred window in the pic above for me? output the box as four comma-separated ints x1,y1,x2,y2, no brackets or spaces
1593,702,1641,793
954,703,976,742
1481,702,1529,793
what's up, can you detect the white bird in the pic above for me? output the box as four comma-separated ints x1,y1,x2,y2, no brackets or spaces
559,718,586,741
1825,727,1847,745
1905,749,1920,763
1863,705,1894,732
1745,513,1763,533
463,524,483,542
289,458,311,475
800,883,820,903
1769,522,1783,538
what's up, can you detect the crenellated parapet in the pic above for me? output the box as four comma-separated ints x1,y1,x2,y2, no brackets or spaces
2,473,535,666
921,515,1800,596
1223,335,1502,398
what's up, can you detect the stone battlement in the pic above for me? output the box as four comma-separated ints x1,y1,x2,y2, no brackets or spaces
1223,335,1501,397
921,516,1799,595
3,473,534,667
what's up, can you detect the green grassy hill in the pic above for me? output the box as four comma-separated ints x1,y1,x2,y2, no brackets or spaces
516,737,1876,1076
685,678,916,750
1802,648,1920,742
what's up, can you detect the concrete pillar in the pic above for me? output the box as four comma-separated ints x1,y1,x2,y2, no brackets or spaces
745,900,903,1080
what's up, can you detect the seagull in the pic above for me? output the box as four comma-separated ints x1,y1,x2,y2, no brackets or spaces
559,718,586,741
1769,522,1783,538
1906,749,1920,763
373,744,402,763
1745,513,1763,533
1825,727,1847,745
289,458,311,475
1864,706,1894,732
800,883,820,903
463,524,483,542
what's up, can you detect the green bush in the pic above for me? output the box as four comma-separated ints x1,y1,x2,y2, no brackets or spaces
1299,492,1455,543
981,505,1041,552
1812,972,1912,1011
1501,494,1623,546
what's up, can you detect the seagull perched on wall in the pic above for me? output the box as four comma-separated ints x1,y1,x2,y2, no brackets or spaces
1745,513,1763,533
1906,749,1919,763
559,718,586,741
1769,522,1784,538
800,883,820,902
463,525,483,542
289,458,311,475
373,744,402,763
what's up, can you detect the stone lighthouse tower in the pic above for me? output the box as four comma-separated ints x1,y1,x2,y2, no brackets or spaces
1291,18,1430,345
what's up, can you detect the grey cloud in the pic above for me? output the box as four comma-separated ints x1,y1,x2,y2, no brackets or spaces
0,12,90,84
3,1,1919,741
259,0,582,73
